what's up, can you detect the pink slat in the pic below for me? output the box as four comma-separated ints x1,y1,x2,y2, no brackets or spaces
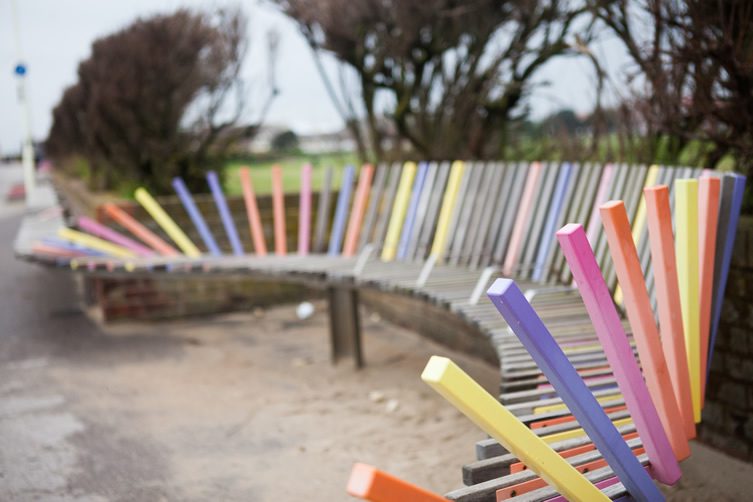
557,223,681,485
77,216,154,256
298,164,312,255
503,162,543,275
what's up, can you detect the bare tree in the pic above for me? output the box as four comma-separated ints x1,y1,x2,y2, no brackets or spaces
277,0,592,163
47,7,278,193
591,0,753,199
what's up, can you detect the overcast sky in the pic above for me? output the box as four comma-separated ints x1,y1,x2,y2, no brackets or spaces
0,0,631,154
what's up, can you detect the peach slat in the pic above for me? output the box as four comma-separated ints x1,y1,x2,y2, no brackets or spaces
271,165,287,255
600,200,691,461
238,167,268,255
644,186,696,438
102,202,178,256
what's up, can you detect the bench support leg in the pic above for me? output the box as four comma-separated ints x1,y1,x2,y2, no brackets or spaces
327,284,363,369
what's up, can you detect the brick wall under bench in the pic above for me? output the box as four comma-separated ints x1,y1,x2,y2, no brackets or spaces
83,274,319,322
700,215,753,462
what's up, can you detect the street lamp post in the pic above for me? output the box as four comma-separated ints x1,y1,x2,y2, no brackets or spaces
10,0,36,201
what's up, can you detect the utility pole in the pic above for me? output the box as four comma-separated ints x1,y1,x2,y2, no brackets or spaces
10,0,36,201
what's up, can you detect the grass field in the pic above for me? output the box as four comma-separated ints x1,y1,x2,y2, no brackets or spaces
224,151,360,195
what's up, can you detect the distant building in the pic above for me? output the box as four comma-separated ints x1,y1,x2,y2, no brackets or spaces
238,124,357,155
237,125,289,154
298,130,356,154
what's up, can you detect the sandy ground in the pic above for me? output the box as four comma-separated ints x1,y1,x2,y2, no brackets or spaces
2,164,753,501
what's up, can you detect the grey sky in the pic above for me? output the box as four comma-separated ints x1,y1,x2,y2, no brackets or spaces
0,0,631,154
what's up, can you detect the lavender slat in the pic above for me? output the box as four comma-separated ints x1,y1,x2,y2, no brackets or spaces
171,178,221,256
397,161,429,261
487,278,663,502
532,162,574,282
206,170,243,256
328,165,355,255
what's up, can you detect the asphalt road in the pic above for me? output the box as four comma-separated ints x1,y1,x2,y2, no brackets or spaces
0,166,174,500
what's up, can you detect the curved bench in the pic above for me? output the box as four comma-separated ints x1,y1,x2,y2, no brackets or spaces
14,161,747,500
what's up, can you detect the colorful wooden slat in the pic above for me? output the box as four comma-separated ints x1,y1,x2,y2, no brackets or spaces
520,163,560,275
600,200,691,460
510,432,640,473
328,165,356,256
35,238,104,258
171,177,221,256
644,186,696,438
532,163,574,281
503,162,543,275
397,162,429,260
602,164,637,287
454,163,492,265
298,164,313,255
675,179,701,423
613,165,660,304
430,161,465,260
134,187,201,257
102,203,178,256
556,223,681,485
207,170,243,256
557,163,605,283
485,279,660,501
708,174,746,381
586,163,615,246
313,166,334,253
346,463,446,502
58,227,136,259
496,447,646,500
343,164,374,257
407,162,441,260
448,163,485,265
492,163,529,264
271,165,287,255
357,164,388,251
381,162,417,261
698,176,720,402
545,468,652,502
545,162,584,280
76,216,153,257
33,243,86,259
468,163,507,268
540,417,634,445
238,167,267,255
421,355,610,502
